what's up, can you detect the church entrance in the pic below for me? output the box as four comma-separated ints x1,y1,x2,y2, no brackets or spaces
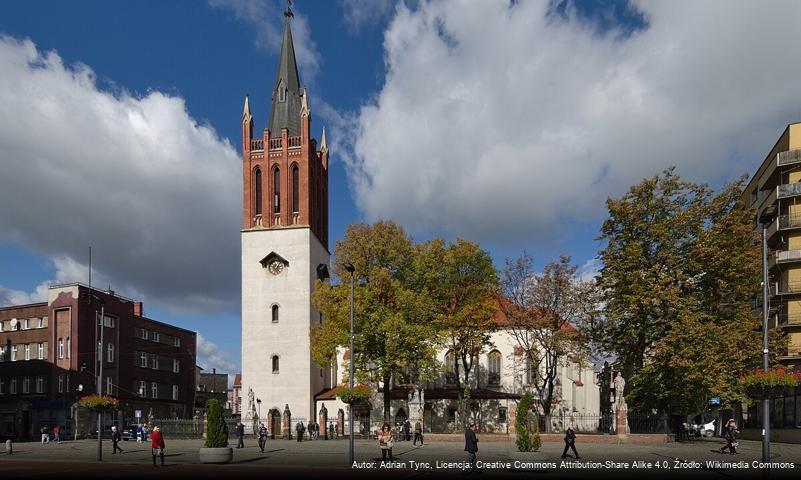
394,408,407,427
269,409,281,439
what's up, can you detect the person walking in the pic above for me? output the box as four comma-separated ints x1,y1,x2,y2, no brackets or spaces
136,424,143,443
151,426,165,466
52,425,61,443
464,422,479,474
561,425,579,459
413,421,424,446
296,421,305,442
378,423,394,461
718,419,739,454
403,420,411,441
328,422,335,440
258,423,268,453
235,422,245,449
40,426,50,444
111,426,123,454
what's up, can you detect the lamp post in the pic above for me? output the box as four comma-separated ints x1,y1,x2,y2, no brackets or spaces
90,293,106,462
759,206,776,471
343,261,355,466
256,398,262,420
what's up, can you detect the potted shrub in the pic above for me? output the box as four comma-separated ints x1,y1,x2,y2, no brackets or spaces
509,392,547,471
738,368,801,400
199,399,233,464
337,385,372,405
78,395,118,438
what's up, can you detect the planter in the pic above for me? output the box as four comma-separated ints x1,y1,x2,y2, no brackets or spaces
199,447,233,464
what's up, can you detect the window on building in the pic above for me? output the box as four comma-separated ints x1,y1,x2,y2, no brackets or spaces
0,346,5,362
445,350,456,384
174,337,181,347
292,165,299,213
12,320,19,331
447,407,457,423
107,343,114,363
151,382,158,399
139,380,146,397
140,351,148,368
37,343,43,360
151,331,160,343
499,407,508,424
526,355,537,385
22,376,30,394
97,314,115,328
24,344,30,361
272,304,279,323
106,377,113,395
38,317,44,328
10,378,17,394
272,355,279,373
273,167,281,214
36,376,44,394
23,318,29,330
254,167,263,215
0,320,4,331
11,345,17,362
140,328,148,340
172,385,179,401
173,359,180,373
58,339,64,359
152,355,159,370
58,374,64,393
487,350,501,386
66,337,70,358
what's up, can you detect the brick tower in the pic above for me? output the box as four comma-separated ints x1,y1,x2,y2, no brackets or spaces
240,6,330,431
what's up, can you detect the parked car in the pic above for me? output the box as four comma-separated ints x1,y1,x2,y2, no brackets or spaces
687,414,715,437
121,425,137,441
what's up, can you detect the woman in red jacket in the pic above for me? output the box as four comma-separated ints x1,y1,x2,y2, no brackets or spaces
151,426,165,466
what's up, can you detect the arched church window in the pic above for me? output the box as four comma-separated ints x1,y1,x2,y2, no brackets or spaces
525,355,537,385
445,350,456,384
487,350,501,386
292,164,299,213
271,305,279,323
273,167,281,214
278,80,286,102
272,355,280,373
254,167,262,215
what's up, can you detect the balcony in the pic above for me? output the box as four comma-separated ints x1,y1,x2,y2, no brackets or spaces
779,345,801,360
768,213,801,239
777,148,801,166
773,279,801,296
778,182,801,199
769,249,801,269
250,139,264,151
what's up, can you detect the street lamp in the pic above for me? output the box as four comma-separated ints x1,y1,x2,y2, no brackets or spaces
343,261,355,466
256,398,262,419
89,292,106,462
759,206,776,470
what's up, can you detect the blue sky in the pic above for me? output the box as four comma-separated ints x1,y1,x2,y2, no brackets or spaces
2,0,801,374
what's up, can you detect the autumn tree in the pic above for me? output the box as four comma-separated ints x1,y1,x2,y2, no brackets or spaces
501,252,599,416
596,168,782,414
422,238,499,427
311,221,439,422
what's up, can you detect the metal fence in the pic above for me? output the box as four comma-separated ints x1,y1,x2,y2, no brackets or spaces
540,414,614,434
150,417,244,439
627,413,671,434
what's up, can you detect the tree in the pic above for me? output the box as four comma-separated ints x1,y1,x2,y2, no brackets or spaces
204,399,228,448
501,252,599,416
424,238,499,428
515,392,541,452
596,168,782,414
311,221,439,422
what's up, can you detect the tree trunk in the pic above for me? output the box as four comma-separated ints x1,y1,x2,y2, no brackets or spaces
383,373,391,424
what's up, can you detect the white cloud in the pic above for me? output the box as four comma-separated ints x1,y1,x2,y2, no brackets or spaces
340,0,396,32
0,36,241,312
342,0,801,247
577,257,601,282
197,333,239,374
209,0,320,83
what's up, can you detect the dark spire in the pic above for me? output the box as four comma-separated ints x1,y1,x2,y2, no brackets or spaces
268,7,303,137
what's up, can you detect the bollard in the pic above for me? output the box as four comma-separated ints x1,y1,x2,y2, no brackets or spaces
5,439,11,454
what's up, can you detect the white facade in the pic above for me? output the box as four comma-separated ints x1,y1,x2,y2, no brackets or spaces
320,329,600,434
241,226,330,422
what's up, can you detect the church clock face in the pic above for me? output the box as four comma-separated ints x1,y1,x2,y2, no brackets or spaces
268,260,284,275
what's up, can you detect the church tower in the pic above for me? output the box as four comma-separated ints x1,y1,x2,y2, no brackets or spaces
241,6,330,429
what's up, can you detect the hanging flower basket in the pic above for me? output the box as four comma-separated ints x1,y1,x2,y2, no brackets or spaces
337,385,372,405
78,394,119,413
738,368,801,400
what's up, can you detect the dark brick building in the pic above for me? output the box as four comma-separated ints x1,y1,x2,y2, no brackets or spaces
0,283,196,440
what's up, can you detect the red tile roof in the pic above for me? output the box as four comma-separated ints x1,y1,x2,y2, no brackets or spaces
233,374,241,387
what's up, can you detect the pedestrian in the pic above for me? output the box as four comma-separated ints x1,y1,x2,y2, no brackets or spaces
142,424,148,442
328,422,335,440
718,419,739,454
378,423,394,461
235,422,245,448
52,425,61,443
151,425,165,466
464,422,479,474
561,425,579,459
413,421,424,446
403,420,411,441
136,424,143,443
258,423,268,453
41,426,50,444
111,426,123,454
296,421,305,442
